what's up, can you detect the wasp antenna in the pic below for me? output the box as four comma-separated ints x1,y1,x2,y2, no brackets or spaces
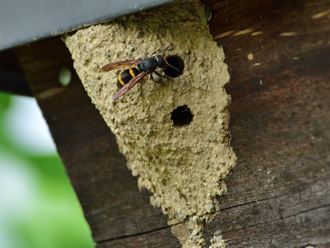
168,63,180,72
151,47,161,56
162,46,170,58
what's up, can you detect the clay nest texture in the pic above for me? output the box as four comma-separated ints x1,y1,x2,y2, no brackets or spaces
64,0,236,224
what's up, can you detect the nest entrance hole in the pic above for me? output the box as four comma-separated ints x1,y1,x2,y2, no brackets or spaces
171,105,194,127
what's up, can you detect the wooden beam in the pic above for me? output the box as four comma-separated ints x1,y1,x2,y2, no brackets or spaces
0,49,32,96
202,0,330,246
15,0,330,246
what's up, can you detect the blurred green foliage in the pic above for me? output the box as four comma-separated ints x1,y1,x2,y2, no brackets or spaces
0,91,95,248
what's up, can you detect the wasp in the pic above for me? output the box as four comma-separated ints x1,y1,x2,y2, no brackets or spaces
101,46,183,100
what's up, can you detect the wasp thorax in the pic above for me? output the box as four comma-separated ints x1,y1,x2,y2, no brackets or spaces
138,57,157,72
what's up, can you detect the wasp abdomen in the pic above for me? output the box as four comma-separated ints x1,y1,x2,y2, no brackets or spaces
117,68,140,88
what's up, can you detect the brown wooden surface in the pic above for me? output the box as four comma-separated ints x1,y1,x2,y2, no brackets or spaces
0,49,32,96
9,0,330,247
204,0,330,247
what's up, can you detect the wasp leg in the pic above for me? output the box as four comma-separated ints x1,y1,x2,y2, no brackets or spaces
155,71,173,80
150,73,161,84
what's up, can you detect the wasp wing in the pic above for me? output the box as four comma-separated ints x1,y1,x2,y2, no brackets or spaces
112,71,148,100
101,59,142,71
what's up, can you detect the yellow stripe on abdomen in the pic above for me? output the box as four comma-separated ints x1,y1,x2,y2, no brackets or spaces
118,74,125,86
129,68,138,77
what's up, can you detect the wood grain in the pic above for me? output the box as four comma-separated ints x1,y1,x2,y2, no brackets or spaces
202,0,330,247
11,0,330,246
